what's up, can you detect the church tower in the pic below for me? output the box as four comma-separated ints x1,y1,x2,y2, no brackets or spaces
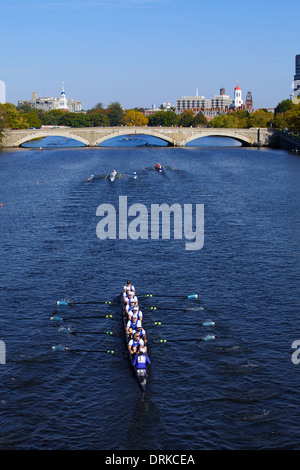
59,82,68,110
233,82,243,108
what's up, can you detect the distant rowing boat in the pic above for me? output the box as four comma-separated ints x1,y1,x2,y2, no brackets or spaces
110,170,117,181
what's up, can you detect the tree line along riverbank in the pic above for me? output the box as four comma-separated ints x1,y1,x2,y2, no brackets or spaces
0,100,299,143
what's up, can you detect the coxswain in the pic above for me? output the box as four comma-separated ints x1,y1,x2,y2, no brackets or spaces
128,331,145,356
132,348,150,374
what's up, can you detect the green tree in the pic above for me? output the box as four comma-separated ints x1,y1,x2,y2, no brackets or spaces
59,112,92,127
208,113,239,128
246,109,273,128
148,110,178,127
178,110,195,127
272,112,287,130
23,110,42,128
148,111,165,126
86,106,110,126
193,112,207,127
274,99,294,115
41,109,66,126
107,102,124,126
285,104,300,132
0,103,29,128
0,113,4,143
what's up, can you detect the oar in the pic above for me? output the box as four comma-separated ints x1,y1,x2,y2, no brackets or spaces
52,346,123,354
50,314,115,321
143,305,204,312
56,299,118,306
57,326,120,337
139,293,199,300
150,320,215,327
56,292,200,307
153,335,215,344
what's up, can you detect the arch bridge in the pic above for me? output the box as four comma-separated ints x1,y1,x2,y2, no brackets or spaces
1,126,276,148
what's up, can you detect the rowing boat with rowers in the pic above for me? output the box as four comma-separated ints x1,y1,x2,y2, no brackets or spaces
110,170,117,181
120,293,149,392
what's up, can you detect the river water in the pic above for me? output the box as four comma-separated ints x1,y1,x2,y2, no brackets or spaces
0,134,299,451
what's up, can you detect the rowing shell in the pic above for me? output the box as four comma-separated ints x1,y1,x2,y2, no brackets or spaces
120,295,148,392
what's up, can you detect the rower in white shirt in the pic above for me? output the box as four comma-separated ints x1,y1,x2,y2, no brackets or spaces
128,332,145,356
123,280,135,293
132,304,143,321
124,290,138,306
126,313,142,335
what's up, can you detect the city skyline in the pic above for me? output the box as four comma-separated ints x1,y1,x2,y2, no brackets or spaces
1,0,299,110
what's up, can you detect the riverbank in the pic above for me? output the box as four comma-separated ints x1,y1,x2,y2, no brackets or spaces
278,132,300,152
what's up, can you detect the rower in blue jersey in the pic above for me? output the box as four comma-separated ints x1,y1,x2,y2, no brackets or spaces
132,323,147,346
123,290,138,306
132,348,150,374
124,298,138,320
125,302,135,319
123,280,135,294
132,304,143,321
128,331,145,356
126,313,141,336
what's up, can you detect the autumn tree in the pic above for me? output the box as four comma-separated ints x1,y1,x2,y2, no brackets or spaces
123,109,148,126
285,104,300,132
0,102,29,128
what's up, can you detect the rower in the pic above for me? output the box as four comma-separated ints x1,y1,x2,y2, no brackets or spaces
124,290,137,305
123,280,135,293
125,301,137,320
132,323,147,346
124,292,138,311
128,332,145,356
132,304,143,321
126,313,141,336
132,347,150,374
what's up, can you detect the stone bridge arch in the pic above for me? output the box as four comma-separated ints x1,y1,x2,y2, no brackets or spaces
183,130,253,146
16,130,90,147
92,127,174,146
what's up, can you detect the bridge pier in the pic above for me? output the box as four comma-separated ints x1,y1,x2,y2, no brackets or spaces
173,141,185,147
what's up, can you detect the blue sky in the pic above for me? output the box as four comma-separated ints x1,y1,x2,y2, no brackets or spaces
1,0,299,110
